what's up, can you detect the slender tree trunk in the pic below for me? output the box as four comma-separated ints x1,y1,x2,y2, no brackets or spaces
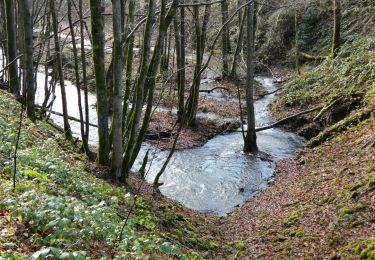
68,0,89,152
110,0,124,179
229,9,245,80
122,0,155,177
4,0,19,94
19,0,35,121
221,0,230,78
50,0,73,140
127,0,178,171
78,0,90,145
174,2,186,121
90,0,110,166
122,0,135,131
332,0,341,58
244,2,257,153
294,9,300,75
186,2,210,126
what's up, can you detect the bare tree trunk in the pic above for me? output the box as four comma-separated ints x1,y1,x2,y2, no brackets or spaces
221,0,230,78
68,0,89,153
4,0,19,94
229,8,245,80
122,0,135,131
78,0,90,146
50,0,73,140
186,2,210,126
294,9,300,75
332,0,341,58
19,0,35,121
244,2,257,153
90,0,110,166
127,0,178,171
122,0,155,177
110,0,124,179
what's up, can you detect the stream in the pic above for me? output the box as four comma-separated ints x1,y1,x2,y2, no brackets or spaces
0,50,305,214
40,74,305,215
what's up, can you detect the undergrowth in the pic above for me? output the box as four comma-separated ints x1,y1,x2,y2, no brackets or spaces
0,91,209,259
280,37,375,107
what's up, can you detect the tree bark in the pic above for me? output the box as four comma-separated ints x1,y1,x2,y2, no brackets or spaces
110,0,124,179
90,0,110,166
50,0,73,140
332,0,341,58
79,0,90,145
244,2,257,153
229,8,245,80
221,0,230,78
19,0,35,121
186,2,210,126
68,0,89,152
4,0,19,94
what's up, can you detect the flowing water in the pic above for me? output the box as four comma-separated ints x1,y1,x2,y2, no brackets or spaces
1,50,304,214
133,77,305,215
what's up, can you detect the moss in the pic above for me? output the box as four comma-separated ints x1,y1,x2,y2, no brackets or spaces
189,237,198,245
227,120,241,131
289,230,304,238
199,235,219,250
234,240,246,251
171,229,184,241
271,235,287,243
320,197,335,204
283,210,302,228
359,243,375,259
368,174,375,188
341,207,355,215
345,182,363,191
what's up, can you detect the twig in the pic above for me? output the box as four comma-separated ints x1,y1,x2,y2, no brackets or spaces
199,86,230,93
255,87,281,98
13,105,24,192
36,105,98,127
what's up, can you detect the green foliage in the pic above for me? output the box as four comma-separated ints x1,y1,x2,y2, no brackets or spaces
280,37,375,107
0,92,204,258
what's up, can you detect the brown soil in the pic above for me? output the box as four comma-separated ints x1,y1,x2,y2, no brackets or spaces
147,111,232,150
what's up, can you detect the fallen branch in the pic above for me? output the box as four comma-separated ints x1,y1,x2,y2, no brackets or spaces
255,87,282,98
36,105,97,127
199,86,230,94
255,106,323,132
299,51,327,61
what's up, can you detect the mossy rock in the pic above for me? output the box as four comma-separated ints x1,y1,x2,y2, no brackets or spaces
227,120,241,131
